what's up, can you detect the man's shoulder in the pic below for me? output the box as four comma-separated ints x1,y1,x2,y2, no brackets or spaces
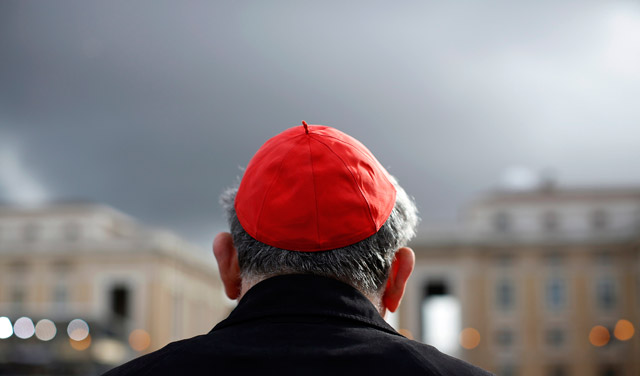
101,334,211,376
102,330,493,376
381,334,494,375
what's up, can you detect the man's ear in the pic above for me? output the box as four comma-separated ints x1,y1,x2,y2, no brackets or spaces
213,232,242,300
382,247,415,313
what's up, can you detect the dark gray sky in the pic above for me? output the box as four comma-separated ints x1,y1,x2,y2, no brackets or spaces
2,0,640,249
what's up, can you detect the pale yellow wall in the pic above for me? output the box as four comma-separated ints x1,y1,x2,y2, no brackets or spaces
406,241,640,376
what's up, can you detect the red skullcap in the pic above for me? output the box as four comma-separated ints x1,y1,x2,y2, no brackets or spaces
234,122,396,252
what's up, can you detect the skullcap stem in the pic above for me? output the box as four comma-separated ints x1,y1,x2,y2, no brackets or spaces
302,120,309,134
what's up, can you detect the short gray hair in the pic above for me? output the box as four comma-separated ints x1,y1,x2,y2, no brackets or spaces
220,177,419,296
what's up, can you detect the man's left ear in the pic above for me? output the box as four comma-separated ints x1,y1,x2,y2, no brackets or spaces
213,232,242,300
382,247,415,313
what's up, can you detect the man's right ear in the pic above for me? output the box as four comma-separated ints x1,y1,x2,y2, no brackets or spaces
213,232,242,300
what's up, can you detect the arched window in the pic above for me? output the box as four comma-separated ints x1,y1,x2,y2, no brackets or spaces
590,209,608,230
542,211,559,232
496,279,515,310
596,277,616,310
493,211,511,232
110,285,130,319
546,278,566,310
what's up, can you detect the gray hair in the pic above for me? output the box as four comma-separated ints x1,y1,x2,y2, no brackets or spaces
220,177,419,297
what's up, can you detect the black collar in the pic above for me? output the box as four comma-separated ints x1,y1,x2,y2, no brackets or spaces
212,274,401,337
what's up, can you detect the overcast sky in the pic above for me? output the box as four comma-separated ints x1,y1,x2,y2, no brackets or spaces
1,0,640,249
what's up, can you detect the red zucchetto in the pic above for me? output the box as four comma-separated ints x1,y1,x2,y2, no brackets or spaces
235,122,396,252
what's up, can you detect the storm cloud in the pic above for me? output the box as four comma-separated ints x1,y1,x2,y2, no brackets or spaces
1,0,639,248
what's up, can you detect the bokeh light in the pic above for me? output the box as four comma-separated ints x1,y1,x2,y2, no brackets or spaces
67,319,89,341
589,325,610,347
459,327,481,350
129,329,151,352
14,317,35,339
70,334,92,351
35,319,57,341
613,319,634,341
0,317,13,339
92,338,128,364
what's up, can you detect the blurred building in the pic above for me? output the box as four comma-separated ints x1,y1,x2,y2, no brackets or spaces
401,185,640,376
0,203,228,375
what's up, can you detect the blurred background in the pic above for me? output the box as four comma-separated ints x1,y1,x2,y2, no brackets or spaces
1,0,639,375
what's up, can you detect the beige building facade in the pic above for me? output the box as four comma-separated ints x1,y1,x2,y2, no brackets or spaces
400,187,640,376
0,203,228,374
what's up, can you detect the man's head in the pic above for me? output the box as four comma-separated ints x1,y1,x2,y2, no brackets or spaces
213,123,419,314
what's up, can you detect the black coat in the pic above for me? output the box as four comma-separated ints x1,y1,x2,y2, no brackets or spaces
103,274,493,376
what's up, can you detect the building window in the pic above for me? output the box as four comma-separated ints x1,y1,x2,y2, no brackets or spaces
64,223,81,241
108,285,131,338
548,365,568,376
599,365,619,376
546,278,566,310
52,259,73,272
596,278,617,310
53,282,68,313
12,286,25,303
595,251,613,266
499,364,517,376
542,211,560,232
545,328,565,347
11,285,26,312
494,254,513,267
493,212,511,232
496,279,515,310
544,252,564,266
495,329,514,347
54,283,67,303
426,281,448,296
23,223,40,242
591,209,608,230
110,285,130,319
9,259,28,272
